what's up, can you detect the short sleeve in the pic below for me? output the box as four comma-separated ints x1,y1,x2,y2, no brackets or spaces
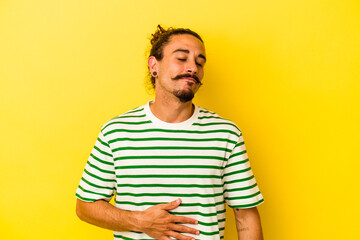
75,130,116,202
223,132,264,208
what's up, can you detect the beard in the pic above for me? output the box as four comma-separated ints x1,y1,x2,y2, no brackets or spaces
172,89,195,103
171,74,201,102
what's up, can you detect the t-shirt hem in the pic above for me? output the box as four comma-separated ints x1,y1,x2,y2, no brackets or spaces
227,198,264,209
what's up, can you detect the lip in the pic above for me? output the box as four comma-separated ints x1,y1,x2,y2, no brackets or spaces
181,77,197,83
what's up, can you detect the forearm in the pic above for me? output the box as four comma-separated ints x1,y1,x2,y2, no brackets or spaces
234,207,263,240
76,198,199,240
76,199,140,232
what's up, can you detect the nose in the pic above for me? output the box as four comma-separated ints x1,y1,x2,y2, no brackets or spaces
186,59,198,74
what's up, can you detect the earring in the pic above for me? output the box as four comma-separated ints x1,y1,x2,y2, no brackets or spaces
152,71,157,76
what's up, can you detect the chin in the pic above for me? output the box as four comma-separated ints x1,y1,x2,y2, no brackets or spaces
173,89,194,103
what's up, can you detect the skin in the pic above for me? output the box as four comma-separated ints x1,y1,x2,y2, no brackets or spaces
76,198,199,240
234,207,264,240
76,33,263,240
147,34,206,122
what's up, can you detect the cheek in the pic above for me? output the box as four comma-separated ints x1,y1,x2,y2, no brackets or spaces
198,69,204,79
169,64,184,76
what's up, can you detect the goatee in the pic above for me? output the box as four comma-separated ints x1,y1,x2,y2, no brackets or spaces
173,89,194,103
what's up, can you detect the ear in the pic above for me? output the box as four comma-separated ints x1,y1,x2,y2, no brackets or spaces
148,56,158,75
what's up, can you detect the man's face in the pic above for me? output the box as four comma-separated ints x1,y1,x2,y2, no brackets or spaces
151,34,206,103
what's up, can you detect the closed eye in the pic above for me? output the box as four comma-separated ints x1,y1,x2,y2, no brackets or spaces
177,58,186,62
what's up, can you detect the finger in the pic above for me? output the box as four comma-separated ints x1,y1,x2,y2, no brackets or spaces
172,215,198,225
169,223,200,235
161,198,181,211
167,230,197,240
159,237,172,240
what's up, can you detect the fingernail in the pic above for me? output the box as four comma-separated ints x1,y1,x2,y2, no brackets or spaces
196,230,200,235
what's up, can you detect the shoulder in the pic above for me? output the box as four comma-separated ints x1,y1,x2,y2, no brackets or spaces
196,106,242,137
100,104,149,134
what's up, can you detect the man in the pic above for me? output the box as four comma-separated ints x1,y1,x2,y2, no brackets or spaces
76,25,264,240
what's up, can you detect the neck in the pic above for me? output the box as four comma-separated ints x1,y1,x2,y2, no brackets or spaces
150,95,194,123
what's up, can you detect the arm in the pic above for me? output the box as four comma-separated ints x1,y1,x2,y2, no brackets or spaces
233,207,263,240
76,198,199,240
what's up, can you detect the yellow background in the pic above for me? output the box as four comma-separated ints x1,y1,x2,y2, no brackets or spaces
1,0,359,239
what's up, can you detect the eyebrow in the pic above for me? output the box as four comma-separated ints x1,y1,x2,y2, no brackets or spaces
172,48,207,62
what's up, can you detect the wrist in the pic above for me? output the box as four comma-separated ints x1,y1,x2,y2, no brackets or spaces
126,210,143,232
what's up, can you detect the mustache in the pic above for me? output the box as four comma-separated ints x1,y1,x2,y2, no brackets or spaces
172,74,202,85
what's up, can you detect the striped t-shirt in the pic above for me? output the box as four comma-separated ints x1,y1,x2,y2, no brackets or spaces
76,101,264,240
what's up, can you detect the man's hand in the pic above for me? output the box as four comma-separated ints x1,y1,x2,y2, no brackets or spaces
134,198,200,240
76,198,199,239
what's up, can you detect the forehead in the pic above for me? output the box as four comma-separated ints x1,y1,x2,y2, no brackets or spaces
163,34,206,56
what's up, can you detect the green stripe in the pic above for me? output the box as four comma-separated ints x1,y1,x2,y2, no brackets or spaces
113,235,152,240
117,183,223,188
76,193,110,202
113,145,232,153
81,177,115,190
114,155,225,161
129,226,222,237
76,193,97,202
199,218,225,226
126,226,223,236
199,109,215,114
88,161,115,174
89,153,114,166
116,192,223,198
224,175,254,185
125,107,144,114
113,114,146,119
225,191,261,200
97,136,110,148
229,149,247,159
223,167,251,177
117,224,224,238
115,164,223,170
115,174,222,179
225,158,249,168
103,120,152,130
115,201,225,208
78,185,113,198
198,116,223,120
84,169,116,182
176,201,225,207
110,108,144,120
229,198,264,208
109,137,236,144
223,183,258,193
237,141,245,146
200,229,220,236
192,122,240,131
93,145,112,157
233,141,245,148
172,209,226,217
105,128,238,137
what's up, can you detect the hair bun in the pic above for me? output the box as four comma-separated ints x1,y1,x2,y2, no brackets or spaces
150,25,172,45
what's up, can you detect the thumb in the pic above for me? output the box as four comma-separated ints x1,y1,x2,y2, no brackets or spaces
162,198,181,211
